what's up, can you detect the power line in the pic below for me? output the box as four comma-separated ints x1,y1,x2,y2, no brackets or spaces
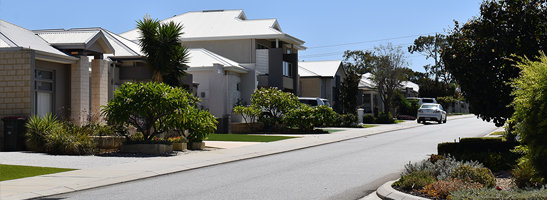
306,32,438,49
300,43,415,58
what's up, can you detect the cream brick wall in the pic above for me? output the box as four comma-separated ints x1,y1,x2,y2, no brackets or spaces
71,57,90,125
0,50,32,150
300,78,320,97
91,59,108,121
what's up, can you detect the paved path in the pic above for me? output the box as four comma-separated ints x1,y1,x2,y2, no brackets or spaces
0,115,474,200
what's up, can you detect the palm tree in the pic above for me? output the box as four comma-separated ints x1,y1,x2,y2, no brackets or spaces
136,15,190,86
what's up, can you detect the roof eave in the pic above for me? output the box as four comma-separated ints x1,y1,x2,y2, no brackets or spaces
34,49,79,64
225,66,249,73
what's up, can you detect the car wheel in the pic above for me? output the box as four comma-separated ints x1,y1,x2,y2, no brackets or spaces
443,116,447,123
417,120,421,124
438,118,442,124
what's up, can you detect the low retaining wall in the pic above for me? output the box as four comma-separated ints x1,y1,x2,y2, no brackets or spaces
90,136,127,149
231,122,264,134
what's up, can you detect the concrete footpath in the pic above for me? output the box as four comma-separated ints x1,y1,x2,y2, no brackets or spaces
0,115,474,200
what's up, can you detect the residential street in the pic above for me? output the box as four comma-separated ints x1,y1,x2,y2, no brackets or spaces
46,117,498,200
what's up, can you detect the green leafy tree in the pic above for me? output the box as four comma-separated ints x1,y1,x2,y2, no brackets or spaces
339,67,361,115
233,105,262,133
370,43,409,112
101,82,199,141
251,87,301,126
136,15,190,86
408,34,452,84
442,0,547,127
341,50,375,114
509,53,547,180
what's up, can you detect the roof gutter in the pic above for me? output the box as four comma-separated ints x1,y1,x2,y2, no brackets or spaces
34,49,79,64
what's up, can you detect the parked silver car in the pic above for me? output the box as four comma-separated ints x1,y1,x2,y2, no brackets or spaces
298,97,330,107
417,103,447,124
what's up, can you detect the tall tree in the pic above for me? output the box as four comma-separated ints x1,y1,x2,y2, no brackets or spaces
341,50,375,114
442,0,547,127
136,15,190,86
408,34,452,83
370,43,409,112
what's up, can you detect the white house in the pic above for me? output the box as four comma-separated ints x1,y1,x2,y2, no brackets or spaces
358,73,419,115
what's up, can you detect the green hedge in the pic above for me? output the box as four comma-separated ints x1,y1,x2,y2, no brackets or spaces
438,138,520,171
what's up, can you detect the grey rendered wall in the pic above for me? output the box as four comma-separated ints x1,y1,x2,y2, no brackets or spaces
239,63,257,105
267,48,284,90
184,39,253,64
35,60,71,118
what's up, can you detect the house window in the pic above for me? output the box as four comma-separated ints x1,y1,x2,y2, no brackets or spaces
35,69,54,117
283,61,292,78
237,83,240,91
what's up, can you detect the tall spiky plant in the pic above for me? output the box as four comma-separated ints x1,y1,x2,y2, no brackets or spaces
136,15,189,86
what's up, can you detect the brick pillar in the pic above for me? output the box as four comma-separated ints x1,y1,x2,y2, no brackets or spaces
91,59,108,122
71,56,90,126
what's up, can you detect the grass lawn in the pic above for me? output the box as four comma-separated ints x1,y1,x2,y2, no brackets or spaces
0,164,75,181
490,131,505,136
205,134,297,142
394,120,405,124
322,129,345,133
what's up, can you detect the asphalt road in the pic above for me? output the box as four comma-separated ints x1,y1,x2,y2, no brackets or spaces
46,117,498,200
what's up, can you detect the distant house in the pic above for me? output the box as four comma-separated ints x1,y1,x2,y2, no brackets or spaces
298,60,346,111
184,48,258,132
358,73,419,115
120,9,306,96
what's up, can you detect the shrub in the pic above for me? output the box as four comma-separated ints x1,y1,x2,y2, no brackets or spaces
312,105,337,127
284,105,336,131
450,165,496,188
362,115,375,123
233,105,261,124
374,112,395,124
251,87,300,125
185,108,217,143
509,53,547,179
393,171,435,190
402,155,484,181
336,113,358,127
438,138,520,171
394,93,419,117
512,159,544,188
233,105,262,133
419,178,483,199
427,154,445,164
437,96,456,112
102,82,200,141
25,114,60,152
44,125,96,155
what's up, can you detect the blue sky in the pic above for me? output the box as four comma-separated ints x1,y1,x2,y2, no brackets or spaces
0,0,483,72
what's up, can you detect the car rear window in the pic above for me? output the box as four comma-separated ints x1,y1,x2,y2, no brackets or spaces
422,99,435,103
299,99,318,106
421,104,437,109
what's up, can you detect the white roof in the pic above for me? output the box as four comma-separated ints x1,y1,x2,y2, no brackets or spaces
34,28,114,54
359,73,419,92
186,48,248,73
119,10,305,49
34,27,144,60
0,20,68,56
299,60,342,77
